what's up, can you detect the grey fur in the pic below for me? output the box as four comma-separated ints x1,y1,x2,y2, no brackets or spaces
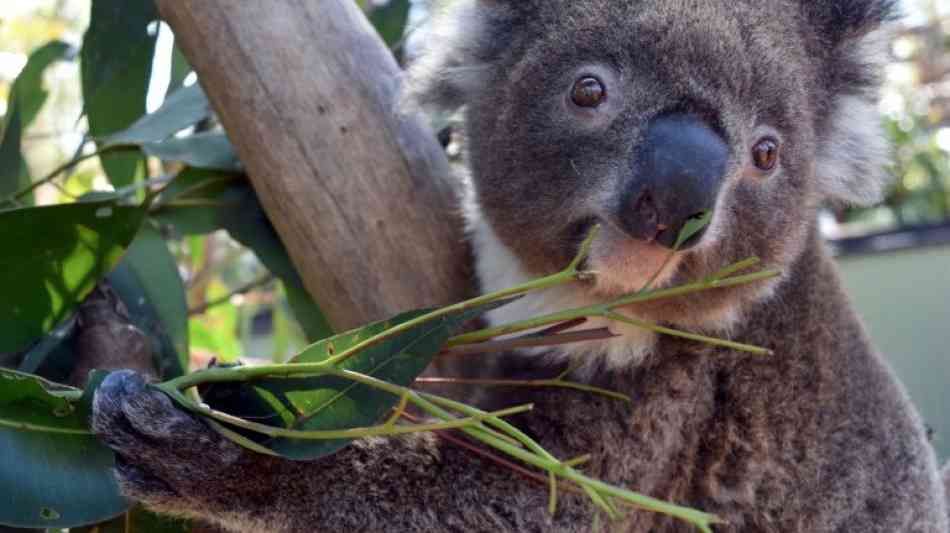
93,1,948,531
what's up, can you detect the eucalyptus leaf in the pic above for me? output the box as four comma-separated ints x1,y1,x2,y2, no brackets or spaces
16,316,77,375
369,0,411,48
103,83,211,147
107,225,189,379
142,132,241,171
0,106,27,205
0,40,73,205
167,45,192,95
673,210,713,250
201,302,505,460
9,41,73,129
81,0,158,188
0,368,127,528
0,200,145,353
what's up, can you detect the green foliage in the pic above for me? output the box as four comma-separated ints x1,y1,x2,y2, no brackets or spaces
369,0,411,48
107,225,190,379
0,41,71,205
201,305,497,459
81,0,158,189
0,369,126,528
102,83,210,147
0,200,145,353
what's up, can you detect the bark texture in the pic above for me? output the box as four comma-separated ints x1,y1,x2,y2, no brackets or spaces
155,0,471,330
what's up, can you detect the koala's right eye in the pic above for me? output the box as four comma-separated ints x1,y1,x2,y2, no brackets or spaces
570,76,606,108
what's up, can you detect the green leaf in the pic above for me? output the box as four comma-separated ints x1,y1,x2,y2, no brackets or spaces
107,224,189,379
81,0,158,188
369,0,411,48
674,210,713,250
167,45,193,95
9,41,73,129
201,303,502,460
0,200,145,353
102,83,211,147
0,368,127,528
0,40,70,206
0,106,28,205
142,132,241,171
151,168,242,235
17,316,78,375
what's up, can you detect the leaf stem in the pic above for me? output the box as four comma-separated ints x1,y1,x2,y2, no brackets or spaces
317,227,603,368
448,268,781,347
163,385,532,440
413,376,632,403
604,312,771,356
2,146,108,204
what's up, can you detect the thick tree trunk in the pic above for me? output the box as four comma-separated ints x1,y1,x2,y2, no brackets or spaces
155,0,472,330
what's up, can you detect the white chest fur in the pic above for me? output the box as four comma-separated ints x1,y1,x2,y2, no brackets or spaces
466,204,658,373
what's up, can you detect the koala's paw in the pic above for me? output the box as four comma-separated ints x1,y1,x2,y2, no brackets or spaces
92,370,244,507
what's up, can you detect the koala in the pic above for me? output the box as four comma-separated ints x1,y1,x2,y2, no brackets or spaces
92,0,950,531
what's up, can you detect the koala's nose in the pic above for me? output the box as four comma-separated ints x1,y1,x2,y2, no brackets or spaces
619,113,728,249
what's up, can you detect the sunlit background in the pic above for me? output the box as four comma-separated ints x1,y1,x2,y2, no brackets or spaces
0,0,948,454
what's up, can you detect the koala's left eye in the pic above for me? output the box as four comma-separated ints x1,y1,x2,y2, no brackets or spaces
570,76,606,108
752,137,780,171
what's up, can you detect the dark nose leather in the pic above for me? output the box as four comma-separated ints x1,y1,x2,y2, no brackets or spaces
619,113,728,249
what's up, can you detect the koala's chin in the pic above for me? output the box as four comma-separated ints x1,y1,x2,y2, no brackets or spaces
468,203,668,371
584,221,684,297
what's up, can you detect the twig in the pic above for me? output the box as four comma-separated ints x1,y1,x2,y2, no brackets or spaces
447,268,781,348
188,274,274,315
2,141,104,204
413,376,632,404
439,328,617,357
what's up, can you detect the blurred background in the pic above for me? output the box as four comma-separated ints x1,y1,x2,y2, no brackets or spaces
0,0,948,454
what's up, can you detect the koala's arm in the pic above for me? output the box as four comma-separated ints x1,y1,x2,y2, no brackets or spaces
92,370,593,533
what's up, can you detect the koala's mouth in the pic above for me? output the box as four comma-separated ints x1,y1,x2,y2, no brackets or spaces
567,217,601,270
567,216,685,295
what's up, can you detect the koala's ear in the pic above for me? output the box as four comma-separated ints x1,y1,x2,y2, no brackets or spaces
806,1,898,206
803,0,899,44
403,0,521,115
815,93,892,206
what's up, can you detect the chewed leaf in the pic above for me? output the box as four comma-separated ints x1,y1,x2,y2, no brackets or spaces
674,210,712,250
0,368,127,527
201,300,510,460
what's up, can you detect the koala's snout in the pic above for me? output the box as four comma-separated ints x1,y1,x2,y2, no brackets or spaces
619,113,728,250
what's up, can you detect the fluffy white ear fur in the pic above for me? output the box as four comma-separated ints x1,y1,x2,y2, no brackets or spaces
815,31,893,206
402,0,501,116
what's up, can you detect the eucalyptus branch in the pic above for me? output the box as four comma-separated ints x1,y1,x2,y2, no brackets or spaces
160,363,720,530
161,385,532,440
604,312,770,355
413,376,632,404
439,328,617,357
448,267,780,350
150,223,775,532
188,274,274,315
317,226,603,368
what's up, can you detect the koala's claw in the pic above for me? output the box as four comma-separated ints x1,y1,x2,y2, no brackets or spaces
92,370,244,505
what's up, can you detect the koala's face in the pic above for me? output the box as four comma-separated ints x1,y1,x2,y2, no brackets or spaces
411,0,894,325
